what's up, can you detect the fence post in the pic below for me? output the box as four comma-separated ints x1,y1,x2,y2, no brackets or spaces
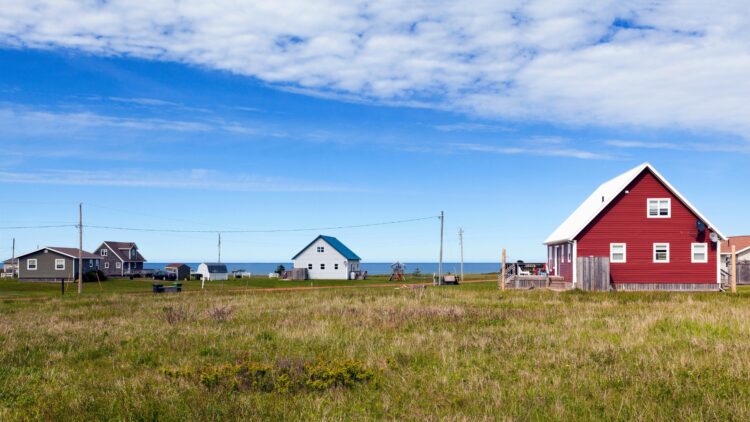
731,245,737,294
500,248,506,291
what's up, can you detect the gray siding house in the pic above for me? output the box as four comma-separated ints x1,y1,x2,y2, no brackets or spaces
94,241,146,277
16,247,101,282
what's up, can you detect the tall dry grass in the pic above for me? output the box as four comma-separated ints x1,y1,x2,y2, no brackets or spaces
2,284,750,420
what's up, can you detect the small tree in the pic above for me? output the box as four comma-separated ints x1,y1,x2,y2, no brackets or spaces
275,264,286,275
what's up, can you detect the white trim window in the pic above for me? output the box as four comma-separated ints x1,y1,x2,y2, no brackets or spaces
692,243,708,263
647,198,671,218
567,244,572,263
316,246,324,253
653,243,670,263
104,262,110,269
101,249,108,256
320,263,326,270
55,259,65,270
610,243,627,263
27,259,38,270
307,263,313,270
334,263,339,270
116,262,121,269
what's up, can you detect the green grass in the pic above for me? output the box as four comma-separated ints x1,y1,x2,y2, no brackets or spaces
0,273,498,298
2,282,750,420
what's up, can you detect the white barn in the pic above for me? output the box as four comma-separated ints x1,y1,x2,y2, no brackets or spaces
196,263,228,281
292,235,362,280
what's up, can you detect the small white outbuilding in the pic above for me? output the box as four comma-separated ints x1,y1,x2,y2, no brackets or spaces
196,263,229,282
292,235,362,280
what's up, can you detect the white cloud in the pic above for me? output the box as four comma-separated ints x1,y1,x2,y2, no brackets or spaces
0,169,357,192
453,142,613,160
1,1,750,141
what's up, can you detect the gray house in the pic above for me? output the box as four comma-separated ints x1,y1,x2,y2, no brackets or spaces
721,236,750,273
94,241,146,277
16,247,101,282
165,263,191,281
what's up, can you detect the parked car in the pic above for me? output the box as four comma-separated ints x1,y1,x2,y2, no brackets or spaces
152,271,176,281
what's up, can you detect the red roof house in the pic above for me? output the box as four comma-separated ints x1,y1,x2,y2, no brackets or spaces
544,162,725,291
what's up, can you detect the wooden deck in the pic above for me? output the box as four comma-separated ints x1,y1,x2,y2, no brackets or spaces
503,275,570,290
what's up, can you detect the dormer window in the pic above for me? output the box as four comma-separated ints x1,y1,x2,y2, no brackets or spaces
647,198,671,218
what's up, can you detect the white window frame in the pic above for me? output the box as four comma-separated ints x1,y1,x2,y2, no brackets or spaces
27,259,38,271
307,263,313,270
55,259,65,271
101,249,107,256
691,243,708,263
317,246,324,253
116,262,121,269
320,263,326,270
567,244,572,263
104,262,109,269
610,243,627,263
647,198,671,218
334,263,339,270
653,243,670,263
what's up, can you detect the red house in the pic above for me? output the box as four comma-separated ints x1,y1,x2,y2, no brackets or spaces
544,162,725,291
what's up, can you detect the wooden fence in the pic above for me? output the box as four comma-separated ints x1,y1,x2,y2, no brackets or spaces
739,262,750,285
576,256,610,291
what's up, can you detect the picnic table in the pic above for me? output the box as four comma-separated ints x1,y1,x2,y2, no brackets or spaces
152,283,182,293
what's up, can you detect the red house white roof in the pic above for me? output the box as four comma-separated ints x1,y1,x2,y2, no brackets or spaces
544,162,726,245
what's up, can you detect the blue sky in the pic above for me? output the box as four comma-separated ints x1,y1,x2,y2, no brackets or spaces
1,1,749,263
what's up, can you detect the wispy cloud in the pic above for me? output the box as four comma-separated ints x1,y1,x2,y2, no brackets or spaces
108,97,182,107
0,169,358,192
0,104,278,138
454,142,613,160
606,139,750,153
1,1,750,143
606,140,681,150
432,123,514,133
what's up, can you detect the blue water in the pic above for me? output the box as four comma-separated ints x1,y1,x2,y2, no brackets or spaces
149,262,501,275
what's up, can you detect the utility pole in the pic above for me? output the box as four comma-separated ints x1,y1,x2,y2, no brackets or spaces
458,228,464,283
78,202,83,294
438,211,444,285
218,233,222,263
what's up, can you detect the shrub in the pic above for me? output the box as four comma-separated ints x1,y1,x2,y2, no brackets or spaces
83,270,108,282
207,305,234,322
165,358,375,393
163,305,191,324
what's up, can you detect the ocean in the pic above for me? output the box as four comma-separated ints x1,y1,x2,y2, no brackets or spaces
149,262,501,275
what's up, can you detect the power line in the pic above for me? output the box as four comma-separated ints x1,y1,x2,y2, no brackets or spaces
0,224,76,230
83,215,440,234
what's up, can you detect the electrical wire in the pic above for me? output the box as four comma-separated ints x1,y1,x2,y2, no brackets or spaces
0,224,76,230
83,215,440,234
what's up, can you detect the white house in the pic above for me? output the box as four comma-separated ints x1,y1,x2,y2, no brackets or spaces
292,235,362,280
196,263,228,282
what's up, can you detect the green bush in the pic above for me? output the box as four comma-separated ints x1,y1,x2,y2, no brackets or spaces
166,358,375,393
83,270,108,282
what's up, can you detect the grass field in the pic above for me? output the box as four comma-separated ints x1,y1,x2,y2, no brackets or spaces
0,273,497,298
2,279,750,420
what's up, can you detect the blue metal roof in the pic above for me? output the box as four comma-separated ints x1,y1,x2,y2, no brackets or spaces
291,235,361,261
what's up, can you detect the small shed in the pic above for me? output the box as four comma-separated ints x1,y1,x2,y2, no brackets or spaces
196,263,228,281
165,263,191,281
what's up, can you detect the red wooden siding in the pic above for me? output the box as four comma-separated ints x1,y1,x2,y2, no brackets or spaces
576,170,717,284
